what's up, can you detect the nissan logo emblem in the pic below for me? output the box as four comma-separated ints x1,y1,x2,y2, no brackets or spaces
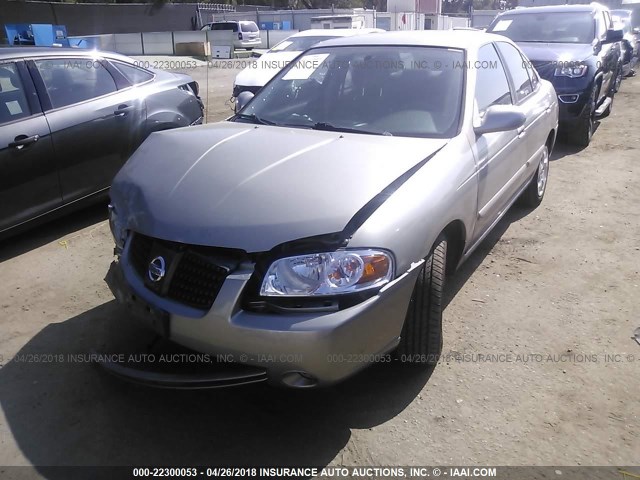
148,256,166,283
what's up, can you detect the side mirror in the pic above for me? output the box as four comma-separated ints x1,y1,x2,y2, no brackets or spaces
604,28,624,43
235,91,254,112
474,105,526,135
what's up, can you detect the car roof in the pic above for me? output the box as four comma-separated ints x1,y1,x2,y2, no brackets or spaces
497,4,604,15
0,47,134,62
290,28,383,38
312,30,506,50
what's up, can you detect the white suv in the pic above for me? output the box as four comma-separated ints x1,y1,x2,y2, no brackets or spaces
201,21,262,50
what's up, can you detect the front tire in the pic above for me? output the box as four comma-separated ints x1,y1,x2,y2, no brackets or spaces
397,237,447,366
520,145,549,208
567,82,598,147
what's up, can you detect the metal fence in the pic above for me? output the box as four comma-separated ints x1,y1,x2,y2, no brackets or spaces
68,29,297,56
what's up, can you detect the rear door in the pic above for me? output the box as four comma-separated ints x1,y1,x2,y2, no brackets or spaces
471,43,527,242
495,42,544,167
0,60,60,232
29,56,145,203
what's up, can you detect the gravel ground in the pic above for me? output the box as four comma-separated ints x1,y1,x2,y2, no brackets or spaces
0,61,638,477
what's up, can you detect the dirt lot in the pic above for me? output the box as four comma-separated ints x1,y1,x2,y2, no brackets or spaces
0,61,638,475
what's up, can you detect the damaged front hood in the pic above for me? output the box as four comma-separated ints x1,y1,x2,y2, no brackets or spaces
111,122,447,252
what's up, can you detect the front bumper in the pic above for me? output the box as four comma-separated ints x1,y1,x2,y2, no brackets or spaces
556,87,591,124
106,242,422,388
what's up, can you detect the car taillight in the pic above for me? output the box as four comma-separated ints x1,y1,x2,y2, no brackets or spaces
238,32,243,40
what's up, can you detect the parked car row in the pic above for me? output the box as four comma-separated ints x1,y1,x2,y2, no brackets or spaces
611,9,640,77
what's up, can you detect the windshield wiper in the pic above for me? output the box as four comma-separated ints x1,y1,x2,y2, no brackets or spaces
234,113,278,126
312,122,389,136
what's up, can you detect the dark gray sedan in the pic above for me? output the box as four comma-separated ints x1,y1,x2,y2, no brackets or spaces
0,47,203,238
106,31,558,388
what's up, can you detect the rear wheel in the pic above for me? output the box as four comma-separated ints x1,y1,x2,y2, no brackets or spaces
397,237,447,366
567,82,598,147
520,145,549,208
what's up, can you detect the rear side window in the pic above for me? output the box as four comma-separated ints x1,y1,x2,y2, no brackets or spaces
0,63,31,124
240,22,259,32
495,42,533,102
35,58,117,109
112,61,154,85
212,23,238,32
521,52,539,91
475,44,512,114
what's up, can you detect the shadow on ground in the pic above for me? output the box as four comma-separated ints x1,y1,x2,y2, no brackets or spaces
0,202,109,263
0,205,540,477
0,299,433,475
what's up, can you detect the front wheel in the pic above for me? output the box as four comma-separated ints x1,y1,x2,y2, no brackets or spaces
397,237,447,366
614,61,624,93
519,145,549,208
567,82,598,147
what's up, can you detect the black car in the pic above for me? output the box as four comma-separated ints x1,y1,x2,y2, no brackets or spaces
487,4,623,147
0,48,204,239
612,9,639,77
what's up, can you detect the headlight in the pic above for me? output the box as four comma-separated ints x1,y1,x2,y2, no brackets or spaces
554,64,588,78
260,250,394,297
108,204,127,252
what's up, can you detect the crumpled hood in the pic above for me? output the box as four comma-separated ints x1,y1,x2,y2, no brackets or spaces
518,43,594,64
234,51,302,88
111,122,447,252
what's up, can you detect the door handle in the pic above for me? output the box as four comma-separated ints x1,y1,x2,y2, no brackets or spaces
517,126,526,138
114,105,132,117
9,134,39,150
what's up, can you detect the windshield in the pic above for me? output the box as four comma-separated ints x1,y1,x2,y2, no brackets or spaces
488,12,595,44
233,46,465,138
270,36,339,53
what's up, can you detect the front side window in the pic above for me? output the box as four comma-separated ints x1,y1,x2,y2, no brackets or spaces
475,44,512,114
35,58,117,109
488,12,595,44
495,42,533,102
234,45,465,138
521,51,539,90
0,63,31,124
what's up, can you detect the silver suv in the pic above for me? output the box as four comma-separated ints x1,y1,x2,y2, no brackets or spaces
201,21,261,50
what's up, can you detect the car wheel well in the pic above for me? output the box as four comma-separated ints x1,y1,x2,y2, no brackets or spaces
441,220,466,275
546,130,556,155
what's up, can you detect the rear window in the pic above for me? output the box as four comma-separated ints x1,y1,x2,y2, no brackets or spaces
112,61,154,85
240,22,259,33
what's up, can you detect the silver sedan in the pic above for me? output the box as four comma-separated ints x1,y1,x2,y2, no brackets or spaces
105,31,558,388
